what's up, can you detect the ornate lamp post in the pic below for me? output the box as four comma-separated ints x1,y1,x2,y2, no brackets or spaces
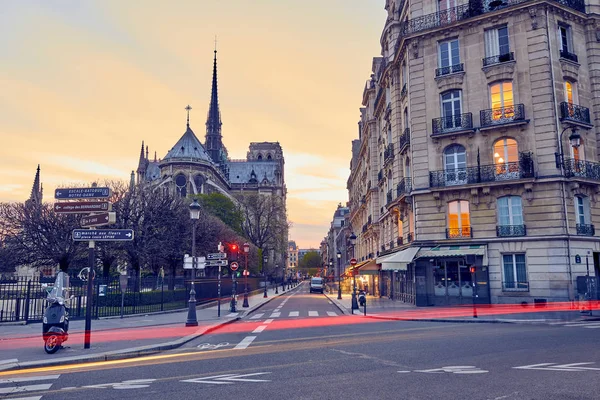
337,251,342,300
349,233,359,312
555,127,581,169
185,199,201,327
243,243,250,307
275,264,279,294
263,252,268,298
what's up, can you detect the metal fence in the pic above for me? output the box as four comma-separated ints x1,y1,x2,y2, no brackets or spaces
0,275,265,323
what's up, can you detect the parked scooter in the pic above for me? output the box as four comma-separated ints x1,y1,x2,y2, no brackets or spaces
358,290,366,307
42,272,72,354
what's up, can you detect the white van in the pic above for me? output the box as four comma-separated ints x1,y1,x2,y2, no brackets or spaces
309,277,324,294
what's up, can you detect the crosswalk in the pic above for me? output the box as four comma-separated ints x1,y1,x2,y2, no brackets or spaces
0,374,60,400
249,310,339,320
550,321,600,329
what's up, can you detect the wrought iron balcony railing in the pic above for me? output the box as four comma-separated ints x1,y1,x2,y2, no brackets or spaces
560,102,591,125
435,63,464,77
399,128,410,151
502,281,529,291
563,159,600,181
400,83,407,98
432,113,473,135
482,52,514,67
560,49,579,63
384,143,395,163
496,224,527,237
480,104,526,127
576,223,595,236
446,227,472,239
430,152,534,188
396,177,412,197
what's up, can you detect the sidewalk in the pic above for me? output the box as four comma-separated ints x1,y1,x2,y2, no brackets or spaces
325,290,599,324
0,283,301,372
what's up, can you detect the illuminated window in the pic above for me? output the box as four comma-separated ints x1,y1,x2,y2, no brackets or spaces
447,200,470,237
493,138,518,176
490,81,514,120
564,81,577,118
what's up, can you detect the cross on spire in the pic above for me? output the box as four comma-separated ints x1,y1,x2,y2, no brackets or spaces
185,105,192,127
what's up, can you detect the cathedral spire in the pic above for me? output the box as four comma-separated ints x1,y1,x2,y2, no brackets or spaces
206,44,224,165
28,164,42,205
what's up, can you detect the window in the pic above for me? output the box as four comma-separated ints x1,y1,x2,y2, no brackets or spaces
401,62,407,86
493,138,518,178
497,196,525,236
441,90,462,130
503,254,528,290
439,0,457,23
447,200,471,238
565,81,576,104
559,25,573,55
490,81,514,120
444,144,467,185
485,26,510,59
438,39,460,74
175,174,187,197
575,195,591,226
403,108,409,130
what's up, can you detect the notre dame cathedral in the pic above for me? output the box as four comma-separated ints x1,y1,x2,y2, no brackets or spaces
134,49,286,202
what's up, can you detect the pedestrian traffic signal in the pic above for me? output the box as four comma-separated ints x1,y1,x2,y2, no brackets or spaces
230,244,238,252
469,266,476,274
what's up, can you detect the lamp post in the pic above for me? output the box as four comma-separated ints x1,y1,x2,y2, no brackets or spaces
555,127,581,170
243,243,250,307
337,251,342,300
275,264,279,294
185,199,201,327
349,233,358,312
263,252,268,298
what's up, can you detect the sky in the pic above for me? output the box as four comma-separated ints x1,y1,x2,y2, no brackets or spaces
0,0,387,249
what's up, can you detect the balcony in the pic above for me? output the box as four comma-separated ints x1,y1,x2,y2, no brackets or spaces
399,128,410,152
446,227,472,239
560,49,579,63
482,52,514,67
480,104,526,128
429,152,535,188
576,224,595,236
560,102,591,126
396,177,412,197
435,63,464,77
563,159,600,181
432,113,473,136
496,225,527,237
502,281,529,292
384,143,395,163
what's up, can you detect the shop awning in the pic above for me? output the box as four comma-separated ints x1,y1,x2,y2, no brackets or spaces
343,260,368,277
416,245,486,260
357,259,380,275
377,247,420,271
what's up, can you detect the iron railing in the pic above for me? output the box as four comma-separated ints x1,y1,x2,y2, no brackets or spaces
397,177,412,197
430,152,534,188
482,52,514,66
576,223,595,236
480,104,526,127
560,49,579,63
563,159,600,181
435,63,464,77
502,281,529,291
560,102,591,125
496,224,527,237
384,143,395,163
432,113,473,135
399,128,410,151
446,227,472,239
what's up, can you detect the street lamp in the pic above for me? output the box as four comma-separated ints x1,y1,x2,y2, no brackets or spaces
555,127,581,169
275,264,279,294
185,199,201,327
243,243,250,307
337,251,342,300
263,252,268,298
349,233,359,312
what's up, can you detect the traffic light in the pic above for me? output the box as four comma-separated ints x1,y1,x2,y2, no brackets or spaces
469,266,476,274
230,244,238,252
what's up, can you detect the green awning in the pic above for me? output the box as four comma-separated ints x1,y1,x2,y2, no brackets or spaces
357,259,379,275
377,247,420,271
416,245,485,259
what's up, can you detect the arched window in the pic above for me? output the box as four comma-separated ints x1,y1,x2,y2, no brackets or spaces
497,196,524,236
257,154,263,161
194,175,205,194
493,138,518,179
267,154,273,160
175,174,187,197
447,200,471,238
444,144,467,185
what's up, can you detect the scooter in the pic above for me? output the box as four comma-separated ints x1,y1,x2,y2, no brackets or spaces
42,272,72,354
358,290,366,307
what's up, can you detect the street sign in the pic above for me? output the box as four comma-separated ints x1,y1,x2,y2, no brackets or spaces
55,201,110,214
184,255,206,269
350,258,357,265
205,259,228,267
72,229,134,241
55,187,111,200
81,212,116,227
207,252,227,260
575,254,582,264
230,262,239,271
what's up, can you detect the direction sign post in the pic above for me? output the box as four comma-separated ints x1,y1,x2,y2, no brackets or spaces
207,253,227,260
72,229,134,241
55,187,111,200
81,212,116,228
55,201,110,214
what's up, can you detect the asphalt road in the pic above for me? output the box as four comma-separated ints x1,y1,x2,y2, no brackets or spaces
3,281,600,400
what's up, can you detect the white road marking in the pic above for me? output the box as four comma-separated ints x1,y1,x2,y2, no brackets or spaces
252,325,267,333
327,311,338,317
0,359,18,366
397,371,411,373
308,311,319,317
181,372,271,385
289,311,299,317
415,366,488,374
0,384,53,395
264,319,274,324
4,397,42,400
513,362,600,372
250,313,264,320
270,312,281,318
234,336,257,349
227,312,239,317
0,375,60,384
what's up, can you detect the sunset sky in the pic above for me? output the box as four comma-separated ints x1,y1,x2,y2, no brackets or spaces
0,1,387,248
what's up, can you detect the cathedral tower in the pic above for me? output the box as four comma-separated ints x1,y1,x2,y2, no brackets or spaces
205,49,225,166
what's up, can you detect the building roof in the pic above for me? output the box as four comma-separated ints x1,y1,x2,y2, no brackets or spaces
227,161,280,184
163,126,213,162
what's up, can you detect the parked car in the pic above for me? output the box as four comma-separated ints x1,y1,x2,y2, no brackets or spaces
310,277,324,294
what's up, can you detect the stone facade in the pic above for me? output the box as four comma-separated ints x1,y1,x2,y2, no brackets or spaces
347,0,600,305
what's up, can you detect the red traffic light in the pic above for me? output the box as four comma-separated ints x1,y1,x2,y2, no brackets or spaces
469,266,476,273
230,244,238,252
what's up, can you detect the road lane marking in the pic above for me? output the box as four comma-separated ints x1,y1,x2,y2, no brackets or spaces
289,311,299,317
4,397,42,400
308,311,319,317
327,312,338,317
0,384,53,395
0,375,60,384
252,326,267,333
264,319,274,324
227,313,239,317
513,362,600,372
414,366,488,374
270,312,281,318
250,313,264,320
234,336,257,350
181,372,271,385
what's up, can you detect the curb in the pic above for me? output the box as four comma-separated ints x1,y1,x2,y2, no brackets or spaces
323,292,351,316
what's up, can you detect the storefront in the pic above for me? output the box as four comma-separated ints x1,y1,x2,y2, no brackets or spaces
377,247,420,304
356,259,379,296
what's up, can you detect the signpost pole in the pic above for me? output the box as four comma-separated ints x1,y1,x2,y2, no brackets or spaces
218,266,222,317
84,237,95,349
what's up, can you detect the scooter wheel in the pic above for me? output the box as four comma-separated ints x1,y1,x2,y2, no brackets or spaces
44,334,60,354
